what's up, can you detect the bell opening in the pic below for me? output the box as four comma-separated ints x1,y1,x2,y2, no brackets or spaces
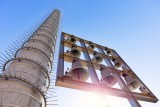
90,44,94,48
104,76,114,84
71,68,88,81
107,50,111,55
71,49,80,57
95,56,103,62
115,63,121,68
105,48,108,51
102,76,117,86
70,38,76,42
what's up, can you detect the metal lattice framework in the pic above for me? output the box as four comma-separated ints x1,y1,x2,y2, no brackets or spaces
56,32,158,107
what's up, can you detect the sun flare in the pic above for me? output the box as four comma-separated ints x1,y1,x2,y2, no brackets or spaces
74,92,109,107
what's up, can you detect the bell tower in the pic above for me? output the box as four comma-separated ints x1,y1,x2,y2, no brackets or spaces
56,32,158,107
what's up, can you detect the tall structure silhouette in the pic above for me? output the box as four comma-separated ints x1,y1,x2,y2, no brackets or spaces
0,9,60,107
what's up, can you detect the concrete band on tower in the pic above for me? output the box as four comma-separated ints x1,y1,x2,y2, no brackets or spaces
0,9,60,107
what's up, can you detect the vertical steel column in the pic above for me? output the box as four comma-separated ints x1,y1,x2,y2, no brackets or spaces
80,40,100,84
0,9,60,107
98,46,141,107
57,34,64,78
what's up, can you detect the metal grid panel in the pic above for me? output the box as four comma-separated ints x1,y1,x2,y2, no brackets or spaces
56,32,158,107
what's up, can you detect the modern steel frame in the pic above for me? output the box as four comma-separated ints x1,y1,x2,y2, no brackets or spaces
56,32,158,107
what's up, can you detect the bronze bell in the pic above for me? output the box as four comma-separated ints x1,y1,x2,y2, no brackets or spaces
66,35,76,44
105,48,112,55
70,37,76,43
70,44,81,57
68,58,89,81
111,52,119,59
100,65,117,87
139,87,149,94
92,51,103,64
122,73,140,90
87,42,95,50
112,58,121,68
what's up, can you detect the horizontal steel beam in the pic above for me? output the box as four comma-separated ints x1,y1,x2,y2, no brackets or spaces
56,76,158,103
63,40,112,59
62,32,113,51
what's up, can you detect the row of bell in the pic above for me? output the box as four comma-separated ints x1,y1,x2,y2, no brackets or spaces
67,61,149,93
68,58,140,90
66,43,127,71
66,37,102,64
66,58,145,91
66,43,104,64
122,74,149,94
66,36,103,63
66,37,96,51
66,37,117,58
88,44,122,68
100,64,143,91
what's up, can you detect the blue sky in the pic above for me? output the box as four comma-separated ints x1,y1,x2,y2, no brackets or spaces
0,0,160,107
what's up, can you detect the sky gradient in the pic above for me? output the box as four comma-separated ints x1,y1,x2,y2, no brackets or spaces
0,0,160,107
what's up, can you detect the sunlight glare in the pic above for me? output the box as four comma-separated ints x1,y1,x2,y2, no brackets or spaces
74,92,109,107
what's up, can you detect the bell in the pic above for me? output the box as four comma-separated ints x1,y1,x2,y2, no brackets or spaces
139,87,149,94
92,51,103,64
68,58,89,81
87,42,95,50
70,37,76,43
112,58,121,68
70,44,81,57
66,35,76,44
122,73,140,90
111,52,119,59
105,48,112,55
100,65,117,87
